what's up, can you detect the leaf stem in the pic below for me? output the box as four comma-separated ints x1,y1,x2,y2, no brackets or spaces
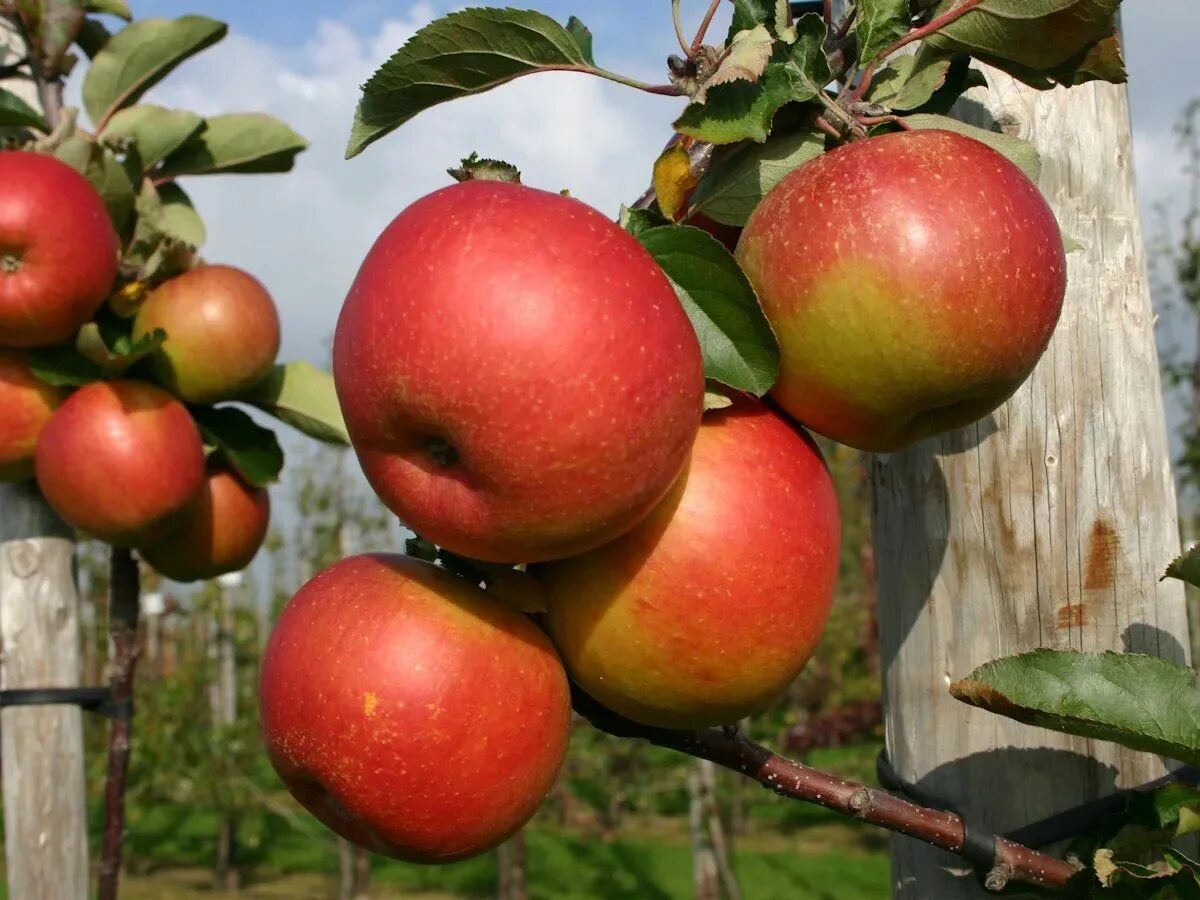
690,0,723,53
671,0,692,57
851,0,984,101
595,67,686,96
823,0,833,26
836,6,857,39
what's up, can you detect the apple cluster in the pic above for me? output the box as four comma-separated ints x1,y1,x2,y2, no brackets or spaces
259,129,1067,864
0,149,277,582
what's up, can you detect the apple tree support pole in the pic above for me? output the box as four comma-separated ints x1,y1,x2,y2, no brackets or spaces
0,482,90,900
868,58,1192,899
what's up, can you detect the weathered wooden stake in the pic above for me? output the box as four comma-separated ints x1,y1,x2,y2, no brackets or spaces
869,59,1193,899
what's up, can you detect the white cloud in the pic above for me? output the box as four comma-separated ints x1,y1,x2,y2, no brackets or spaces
109,5,679,366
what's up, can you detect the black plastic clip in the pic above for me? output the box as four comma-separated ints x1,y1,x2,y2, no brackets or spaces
0,687,131,721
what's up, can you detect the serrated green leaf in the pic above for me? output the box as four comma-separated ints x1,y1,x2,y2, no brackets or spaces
236,361,349,446
636,225,779,395
866,47,956,112
347,8,597,158
674,62,794,145
774,0,797,43
856,0,912,65
689,127,825,226
728,0,773,38
785,13,832,100
135,180,205,249
32,0,86,73
54,136,137,233
696,25,774,104
925,0,1122,88
619,205,670,238
0,86,49,130
26,346,106,387
82,15,227,128
85,0,131,20
565,16,594,66
1166,544,1200,590
99,104,204,171
74,17,111,58
901,113,1041,181
189,405,283,487
76,320,165,373
156,113,308,176
951,650,1200,767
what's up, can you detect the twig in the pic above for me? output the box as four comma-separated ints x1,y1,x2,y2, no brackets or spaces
690,0,723,53
836,5,857,39
572,686,1081,893
851,0,983,101
98,547,141,900
823,0,832,27
671,0,691,57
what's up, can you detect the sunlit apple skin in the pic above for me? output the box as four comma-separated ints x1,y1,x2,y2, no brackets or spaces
0,150,119,348
538,395,841,729
0,349,64,481
34,379,206,547
736,129,1067,452
259,554,571,863
333,180,705,564
132,264,281,403
140,469,270,582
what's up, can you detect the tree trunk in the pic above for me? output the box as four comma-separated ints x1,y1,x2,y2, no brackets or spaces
0,19,89,898
496,830,527,900
869,69,1193,897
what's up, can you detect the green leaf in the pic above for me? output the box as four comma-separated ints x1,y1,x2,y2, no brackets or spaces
99,104,204,171
1165,544,1200,591
636,225,779,395
674,62,794,145
157,113,308,176
32,0,86,72
856,0,912,66
85,0,131,20
347,8,597,158
135,180,205,248
774,0,798,43
26,346,106,387
619,205,670,238
189,405,283,487
866,46,957,112
75,320,165,373
784,13,833,101
689,127,825,226
950,650,1200,768
924,0,1122,89
704,390,734,411
901,113,1041,182
728,0,773,38
236,361,349,446
54,136,137,234
695,25,774,104
0,87,49,130
82,15,228,128
74,17,111,58
565,16,594,66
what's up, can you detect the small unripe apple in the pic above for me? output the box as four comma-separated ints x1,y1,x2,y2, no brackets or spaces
35,379,206,547
132,264,281,404
0,349,63,481
736,129,1067,452
334,180,704,564
538,395,841,729
0,150,119,347
260,554,571,863
140,468,270,582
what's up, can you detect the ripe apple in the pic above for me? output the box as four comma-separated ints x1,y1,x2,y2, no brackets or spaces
132,264,281,404
140,468,270,582
35,379,206,547
0,349,63,481
537,395,841,729
736,129,1067,452
0,151,119,347
260,553,571,863
333,180,705,564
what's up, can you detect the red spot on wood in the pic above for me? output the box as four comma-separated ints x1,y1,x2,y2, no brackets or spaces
1084,519,1119,590
1056,604,1087,629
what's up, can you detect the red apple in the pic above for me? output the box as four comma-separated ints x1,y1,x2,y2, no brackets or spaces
333,180,704,564
0,349,63,481
140,468,270,582
35,379,206,547
736,129,1067,452
260,554,571,863
537,395,841,729
0,151,119,347
132,264,281,403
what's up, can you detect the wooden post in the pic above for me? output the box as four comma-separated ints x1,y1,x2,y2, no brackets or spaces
869,67,1193,897
213,572,241,890
0,17,89,900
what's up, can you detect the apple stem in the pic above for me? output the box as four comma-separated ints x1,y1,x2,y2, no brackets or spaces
835,5,857,40
823,0,833,27
850,0,985,102
98,547,142,900
571,684,1080,893
690,0,723,54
